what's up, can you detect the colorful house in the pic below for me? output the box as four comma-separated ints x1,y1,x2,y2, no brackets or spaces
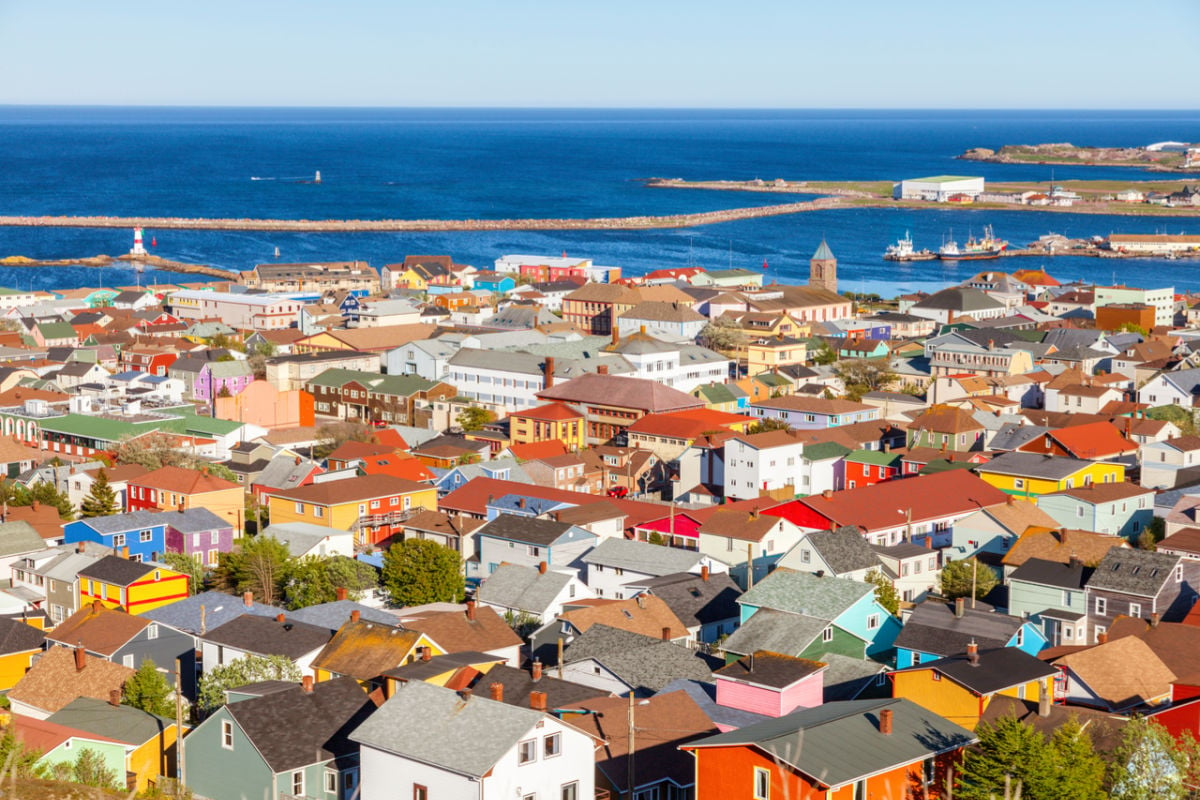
310,617,442,692
265,474,438,547
162,507,236,568
713,651,828,718
47,697,180,792
1035,482,1155,541
890,645,1058,730
842,449,903,489
213,379,315,431
62,511,170,563
16,715,130,790
127,466,245,529
892,598,1048,670
0,617,44,692
682,698,975,800
973,452,1126,498
507,402,587,449
76,556,190,615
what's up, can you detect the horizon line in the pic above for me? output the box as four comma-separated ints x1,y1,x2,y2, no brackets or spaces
1,103,1199,112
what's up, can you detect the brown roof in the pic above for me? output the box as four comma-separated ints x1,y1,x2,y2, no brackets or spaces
45,602,149,657
537,373,704,414
133,465,240,494
979,696,1126,754
4,503,67,540
697,509,782,542
1051,636,1176,709
1042,481,1152,503
980,499,1060,535
908,404,985,434
1106,620,1200,677
269,474,429,505
81,464,151,484
1002,526,1126,568
304,324,438,352
310,620,423,681
401,510,485,540
8,646,134,715
559,596,689,640
1158,527,1200,555
402,605,523,654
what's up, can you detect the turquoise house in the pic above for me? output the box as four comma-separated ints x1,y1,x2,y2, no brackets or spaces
1036,483,1155,542
471,272,516,294
893,599,1049,669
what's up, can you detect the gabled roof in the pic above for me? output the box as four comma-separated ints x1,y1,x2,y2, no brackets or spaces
267,474,428,504
471,663,608,711
892,601,1026,657
76,556,160,587
401,605,523,654
975,451,1096,480
477,563,571,614
537,372,704,413
1002,526,1125,568
803,528,882,574
1050,637,1176,710
1086,549,1182,597
684,698,976,789
580,537,704,575
48,697,173,747
474,514,580,547
894,648,1057,695
557,595,690,640
0,617,44,656
715,651,827,690
132,465,239,494
8,646,134,716
1008,557,1093,591
45,602,148,656
628,571,742,628
721,608,831,657
562,624,712,692
310,619,423,681
737,569,871,620
141,590,284,634
201,614,332,660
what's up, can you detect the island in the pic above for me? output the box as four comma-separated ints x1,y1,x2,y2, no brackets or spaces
959,142,1199,172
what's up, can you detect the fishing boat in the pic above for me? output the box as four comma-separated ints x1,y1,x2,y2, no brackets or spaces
884,231,936,261
939,225,1007,261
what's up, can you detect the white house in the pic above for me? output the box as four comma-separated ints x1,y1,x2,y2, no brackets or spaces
262,521,356,559
351,680,596,800
722,429,807,501
1138,368,1200,408
385,338,460,382
199,614,330,676
579,538,726,600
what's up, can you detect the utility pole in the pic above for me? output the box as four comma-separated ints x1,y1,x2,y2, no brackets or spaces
175,658,185,790
746,542,755,590
971,558,978,609
626,692,636,799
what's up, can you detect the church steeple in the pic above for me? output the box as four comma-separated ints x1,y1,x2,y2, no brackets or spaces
809,239,837,294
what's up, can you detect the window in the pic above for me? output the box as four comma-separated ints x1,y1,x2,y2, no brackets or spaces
221,720,233,749
1013,479,1025,490
390,496,399,506
562,782,579,800
518,738,537,764
866,614,880,631
139,529,153,542
147,624,158,640
753,767,770,799
1095,597,1107,615
1129,603,1141,618
544,732,561,758
370,500,380,509
123,654,134,668
294,502,304,514
112,534,125,547
821,626,834,643
800,549,811,564
1015,628,1024,647
324,769,338,795
1177,565,1185,583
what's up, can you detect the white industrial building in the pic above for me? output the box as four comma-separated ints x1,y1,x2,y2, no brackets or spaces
168,290,305,330
894,175,986,202
1094,284,1175,328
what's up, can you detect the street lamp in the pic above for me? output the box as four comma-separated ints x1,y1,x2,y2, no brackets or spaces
897,507,912,544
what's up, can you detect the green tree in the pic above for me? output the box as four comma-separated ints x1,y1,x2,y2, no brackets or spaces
864,569,900,616
697,316,748,353
213,535,292,607
282,555,379,610
382,539,464,607
834,358,897,401
811,340,838,365
123,658,176,719
28,480,74,519
71,747,119,789
197,654,301,713
1047,717,1107,800
747,417,791,434
956,716,1056,800
456,405,494,432
940,557,999,601
0,726,42,780
1109,716,1185,800
78,467,118,518
159,551,207,595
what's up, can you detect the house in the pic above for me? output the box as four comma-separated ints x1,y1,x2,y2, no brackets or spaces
0,616,44,691
1137,367,1200,407
1084,548,1200,640
199,613,333,675
76,556,190,615
396,510,486,562
973,452,1126,498
893,598,1047,669
507,402,587,450
62,510,172,563
14,714,132,789
1007,557,1093,646
265,474,438,547
47,697,180,792
681,697,975,800
694,506,805,571
19,542,114,624
890,644,1059,730
351,679,596,800
161,507,236,567
536,371,705,445
0,520,50,578
774,528,881,583
1049,635,1176,712
126,466,244,529
303,369,453,426
400,601,524,665
65,464,149,512
473,514,598,581
713,651,828,717
310,617,438,691
558,623,712,695
1014,421,1138,463
623,570,742,644
7,645,134,720
725,569,901,661
1139,435,1200,489
539,593,691,656
907,404,986,452
1036,482,1155,541
579,537,722,600
747,396,879,430
477,563,591,627
1001,526,1127,577
263,521,356,560
185,677,376,800
841,449,903,488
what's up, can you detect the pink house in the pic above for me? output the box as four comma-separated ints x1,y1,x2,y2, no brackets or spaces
632,511,703,547
713,651,827,723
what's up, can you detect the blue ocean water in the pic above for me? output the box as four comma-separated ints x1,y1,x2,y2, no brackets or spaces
0,107,1197,294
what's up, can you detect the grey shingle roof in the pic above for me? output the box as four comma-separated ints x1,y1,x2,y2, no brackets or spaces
475,515,576,547
0,521,46,557
629,572,741,627
477,564,571,615
976,451,1093,480
141,590,284,634
892,601,1025,657
0,617,45,655
201,614,332,659
350,680,545,778
72,510,172,534
817,652,889,702
77,556,154,586
737,569,871,620
687,698,976,787
989,423,1050,451
895,648,1057,695
806,528,881,575
161,508,229,533
656,678,770,731
580,538,704,576
563,624,712,692
720,609,830,658
289,600,398,631
1086,549,1182,597
1008,557,1092,591
48,697,172,746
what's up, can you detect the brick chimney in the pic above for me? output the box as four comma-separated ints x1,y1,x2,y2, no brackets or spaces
517,498,526,510
1098,631,1108,644
465,599,476,621
421,647,432,662
459,688,473,701
76,541,86,554
530,690,547,712
538,561,548,575
1151,612,1161,628
243,591,253,609
967,640,980,667
879,708,893,735
597,364,609,375
74,643,86,672
662,626,671,641
335,587,348,602
544,357,555,389
302,675,314,693
276,613,286,623
109,689,121,707
954,597,965,618
350,610,360,623
700,565,709,582
489,682,504,702
91,599,103,614
531,659,543,682
31,500,39,512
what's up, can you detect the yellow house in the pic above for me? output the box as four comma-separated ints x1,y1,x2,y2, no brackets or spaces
130,465,245,530
508,402,587,449
266,474,438,547
76,557,190,615
890,646,1058,730
45,696,180,792
310,617,444,694
0,618,45,691
745,336,809,377
974,452,1125,498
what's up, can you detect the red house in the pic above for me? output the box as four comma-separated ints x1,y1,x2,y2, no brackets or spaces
682,698,975,800
842,449,903,489
120,345,179,376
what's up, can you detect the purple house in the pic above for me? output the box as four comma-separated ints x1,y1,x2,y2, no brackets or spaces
713,650,828,721
164,507,236,568
195,360,254,402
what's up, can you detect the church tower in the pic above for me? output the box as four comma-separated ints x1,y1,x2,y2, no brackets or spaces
809,239,838,294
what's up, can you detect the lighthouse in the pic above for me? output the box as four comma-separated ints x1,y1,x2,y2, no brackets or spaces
131,227,148,256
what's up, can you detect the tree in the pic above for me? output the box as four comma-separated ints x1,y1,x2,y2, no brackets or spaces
213,535,291,607
834,358,897,401
747,417,791,434
456,405,494,432
0,727,42,780
1108,716,1186,800
159,551,207,595
1047,717,1107,800
78,467,118,518
71,748,119,790
811,340,838,365
697,317,748,353
382,539,464,607
956,716,1056,800
864,569,900,616
940,557,999,601
198,654,300,713
123,658,176,718
313,421,375,460
281,555,379,610
0,479,76,520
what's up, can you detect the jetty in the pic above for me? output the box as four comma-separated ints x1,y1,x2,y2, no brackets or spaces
0,253,239,281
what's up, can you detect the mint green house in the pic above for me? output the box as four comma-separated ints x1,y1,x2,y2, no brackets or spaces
20,719,127,789
1006,557,1090,647
1036,483,1155,542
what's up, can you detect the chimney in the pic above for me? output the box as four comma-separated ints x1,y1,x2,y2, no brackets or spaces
489,682,504,702
538,561,547,575
612,327,619,346
1151,612,1161,628
121,546,129,559
1038,681,1052,718
967,640,980,667
336,586,348,602
517,498,526,510
822,489,833,499
243,591,253,609
543,357,555,389
200,604,207,636
954,597,965,618
532,659,543,682
1098,632,1108,644
597,364,609,375
530,690,547,712
459,688,473,701
31,500,39,512
76,541,86,554
177,501,185,513
109,689,121,707
276,613,286,623
294,455,301,465
465,599,477,621
700,565,710,582
74,643,86,672
350,609,360,623
879,708,894,735
421,647,432,662
301,675,314,693
1069,554,1081,569
662,626,672,641
1006,495,1014,506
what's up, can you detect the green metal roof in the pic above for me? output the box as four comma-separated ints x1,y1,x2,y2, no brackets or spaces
845,449,901,467
812,238,835,261
36,322,76,340
37,413,160,443
803,442,852,461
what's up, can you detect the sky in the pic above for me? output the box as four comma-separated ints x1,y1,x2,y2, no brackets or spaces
1,0,1198,108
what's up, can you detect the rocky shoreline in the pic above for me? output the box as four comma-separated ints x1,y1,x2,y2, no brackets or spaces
959,143,1197,172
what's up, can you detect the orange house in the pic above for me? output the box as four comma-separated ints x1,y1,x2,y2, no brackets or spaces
213,379,315,431
508,402,586,449
683,698,975,800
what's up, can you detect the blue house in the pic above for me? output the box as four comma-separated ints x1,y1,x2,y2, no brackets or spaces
62,511,171,562
485,493,576,520
432,458,528,497
470,272,516,294
337,293,361,314
892,597,1048,669
722,570,901,661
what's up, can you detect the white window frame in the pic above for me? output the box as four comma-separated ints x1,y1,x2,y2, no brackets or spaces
139,529,153,542
292,770,304,797
518,738,537,765
753,766,770,799
544,732,561,758
324,769,338,795
821,626,834,643
221,720,233,750
1095,597,1107,615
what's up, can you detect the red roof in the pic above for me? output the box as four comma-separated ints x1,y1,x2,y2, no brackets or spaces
507,440,570,461
131,465,239,495
766,470,1008,532
1046,421,1137,459
627,409,750,440
358,455,436,483
373,429,410,450
513,402,585,422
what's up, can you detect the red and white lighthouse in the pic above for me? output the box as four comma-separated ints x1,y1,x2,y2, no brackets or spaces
131,227,148,256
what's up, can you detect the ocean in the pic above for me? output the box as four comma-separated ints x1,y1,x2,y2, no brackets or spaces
1,106,1198,295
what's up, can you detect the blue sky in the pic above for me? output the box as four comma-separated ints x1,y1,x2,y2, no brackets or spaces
1,0,1197,108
